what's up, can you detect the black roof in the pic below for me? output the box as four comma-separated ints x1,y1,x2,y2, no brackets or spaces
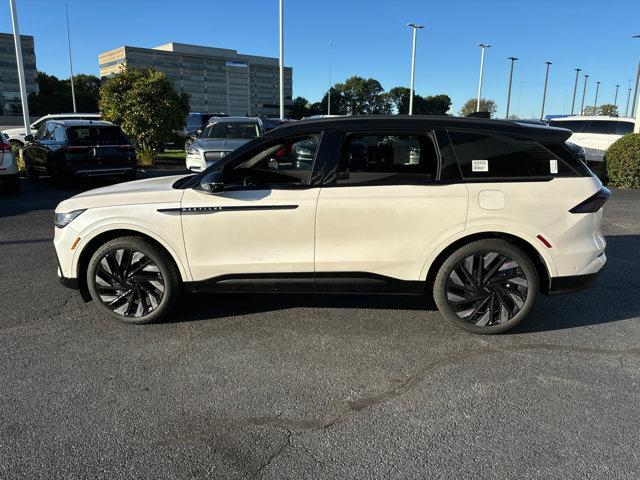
266,115,571,143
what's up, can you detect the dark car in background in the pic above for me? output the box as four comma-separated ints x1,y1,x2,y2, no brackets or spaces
24,120,137,183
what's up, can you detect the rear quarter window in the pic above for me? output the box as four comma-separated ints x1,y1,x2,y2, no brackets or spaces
447,130,582,180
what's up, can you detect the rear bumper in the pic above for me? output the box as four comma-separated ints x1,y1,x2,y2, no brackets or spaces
547,252,606,295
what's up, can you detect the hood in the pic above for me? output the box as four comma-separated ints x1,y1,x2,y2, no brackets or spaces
193,138,251,152
3,127,26,136
56,174,189,212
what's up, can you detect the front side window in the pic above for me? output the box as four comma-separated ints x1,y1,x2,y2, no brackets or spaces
448,130,578,179
222,134,320,189
202,122,260,140
335,133,438,186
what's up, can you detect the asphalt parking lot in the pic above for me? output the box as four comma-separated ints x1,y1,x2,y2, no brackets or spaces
1,173,639,479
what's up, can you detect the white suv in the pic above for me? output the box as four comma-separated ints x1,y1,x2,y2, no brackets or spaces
54,116,608,334
548,116,635,175
3,113,101,147
0,136,19,193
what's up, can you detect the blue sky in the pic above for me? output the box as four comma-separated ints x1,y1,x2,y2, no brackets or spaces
1,0,639,118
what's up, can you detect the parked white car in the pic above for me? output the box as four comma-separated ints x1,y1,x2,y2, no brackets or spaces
185,117,263,172
548,116,635,173
0,135,19,193
3,113,101,147
54,116,608,334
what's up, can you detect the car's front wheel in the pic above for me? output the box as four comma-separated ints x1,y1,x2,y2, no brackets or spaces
433,239,539,334
86,236,181,324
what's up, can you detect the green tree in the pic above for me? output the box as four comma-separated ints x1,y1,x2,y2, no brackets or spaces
289,96,312,119
335,76,391,115
386,86,411,114
459,98,498,117
386,88,451,115
583,104,618,116
99,67,190,161
28,71,101,116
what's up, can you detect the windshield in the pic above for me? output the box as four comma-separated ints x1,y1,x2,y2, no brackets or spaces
201,122,260,140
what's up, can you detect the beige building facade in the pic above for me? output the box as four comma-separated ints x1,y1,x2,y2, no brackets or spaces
99,42,292,117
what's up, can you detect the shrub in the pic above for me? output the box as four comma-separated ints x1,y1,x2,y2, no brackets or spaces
11,144,25,172
605,133,640,189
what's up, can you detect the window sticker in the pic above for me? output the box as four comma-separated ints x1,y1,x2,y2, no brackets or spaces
549,159,558,174
472,159,489,172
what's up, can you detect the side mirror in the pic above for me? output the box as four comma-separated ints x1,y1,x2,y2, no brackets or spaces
24,134,34,142
200,170,224,193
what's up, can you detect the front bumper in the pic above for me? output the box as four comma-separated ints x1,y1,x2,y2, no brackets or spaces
58,266,79,290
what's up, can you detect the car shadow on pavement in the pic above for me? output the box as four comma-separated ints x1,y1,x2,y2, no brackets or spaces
167,235,640,334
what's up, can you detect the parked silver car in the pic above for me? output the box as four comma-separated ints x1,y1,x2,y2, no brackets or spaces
185,117,264,172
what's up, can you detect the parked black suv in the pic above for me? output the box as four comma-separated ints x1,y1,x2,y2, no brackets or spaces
24,120,136,182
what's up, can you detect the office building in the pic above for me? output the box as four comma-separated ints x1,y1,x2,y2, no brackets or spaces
99,42,292,117
0,32,38,116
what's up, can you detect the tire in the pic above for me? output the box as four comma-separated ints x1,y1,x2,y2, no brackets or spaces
433,239,539,334
86,236,181,324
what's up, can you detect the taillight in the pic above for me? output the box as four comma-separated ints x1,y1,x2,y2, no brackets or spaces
569,186,611,213
0,143,11,152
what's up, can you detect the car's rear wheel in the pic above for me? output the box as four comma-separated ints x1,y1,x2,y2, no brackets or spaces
433,239,539,334
86,236,181,324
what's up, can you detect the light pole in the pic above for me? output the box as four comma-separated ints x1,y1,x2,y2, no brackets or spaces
64,0,76,113
580,74,589,115
476,44,491,112
633,35,640,123
505,57,517,118
8,0,31,137
571,68,581,115
407,23,424,115
278,0,284,120
614,84,620,108
540,61,552,120
327,42,333,115
593,81,600,114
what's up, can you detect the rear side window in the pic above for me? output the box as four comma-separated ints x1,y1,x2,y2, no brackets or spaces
67,126,129,146
336,132,438,186
447,130,579,180
585,121,616,135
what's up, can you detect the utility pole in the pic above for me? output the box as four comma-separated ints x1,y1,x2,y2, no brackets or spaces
580,74,589,115
8,0,31,136
614,84,620,108
327,43,333,115
505,57,517,118
540,61,552,120
476,44,491,112
407,23,424,115
65,0,77,113
593,81,601,114
570,68,581,115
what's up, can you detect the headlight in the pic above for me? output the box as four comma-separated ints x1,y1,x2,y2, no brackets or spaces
54,209,86,228
204,151,228,162
187,146,200,156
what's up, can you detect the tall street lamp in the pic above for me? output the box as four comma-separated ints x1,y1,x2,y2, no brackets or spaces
571,68,581,115
632,35,640,126
64,0,76,113
278,0,284,120
8,0,31,136
593,81,601,114
614,84,620,108
407,23,424,115
476,44,491,112
505,57,517,118
580,74,589,115
327,42,333,115
540,61,552,120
